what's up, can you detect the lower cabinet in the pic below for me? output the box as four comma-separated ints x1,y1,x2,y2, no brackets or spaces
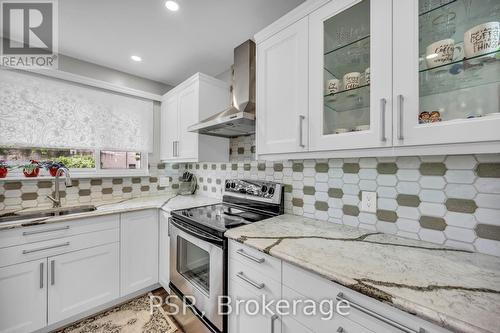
228,275,281,333
282,317,313,333
48,243,119,324
0,259,47,333
158,210,170,289
120,209,159,295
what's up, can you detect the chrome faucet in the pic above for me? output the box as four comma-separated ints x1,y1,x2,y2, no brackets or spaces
47,167,72,208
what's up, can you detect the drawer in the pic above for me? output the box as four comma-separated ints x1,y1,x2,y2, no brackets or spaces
228,240,281,282
228,258,281,301
283,262,451,333
0,214,119,249
0,228,119,267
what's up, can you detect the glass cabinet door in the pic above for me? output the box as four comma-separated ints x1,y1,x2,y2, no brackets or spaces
394,0,500,146
309,0,392,151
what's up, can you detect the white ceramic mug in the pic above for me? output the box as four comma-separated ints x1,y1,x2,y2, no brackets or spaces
364,67,370,85
426,39,455,68
464,21,500,58
326,79,340,95
343,72,361,90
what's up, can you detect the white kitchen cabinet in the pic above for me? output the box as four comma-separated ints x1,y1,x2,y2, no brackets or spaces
256,16,309,155
282,317,314,333
158,210,170,290
0,259,47,333
393,0,500,147
228,275,281,333
120,209,159,295
48,243,120,324
255,0,500,159
160,72,230,162
308,0,393,151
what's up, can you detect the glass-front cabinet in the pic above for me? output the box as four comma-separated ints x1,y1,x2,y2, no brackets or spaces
309,0,393,151
394,0,500,146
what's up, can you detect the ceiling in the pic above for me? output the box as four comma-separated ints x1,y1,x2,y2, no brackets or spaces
59,0,304,86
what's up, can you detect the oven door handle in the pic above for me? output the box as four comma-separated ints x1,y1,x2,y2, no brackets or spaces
170,218,224,246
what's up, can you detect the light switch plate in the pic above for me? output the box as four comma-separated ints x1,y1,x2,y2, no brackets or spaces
159,176,170,187
361,191,377,213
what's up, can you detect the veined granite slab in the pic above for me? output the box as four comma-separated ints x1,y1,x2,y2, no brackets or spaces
225,214,500,333
0,193,220,231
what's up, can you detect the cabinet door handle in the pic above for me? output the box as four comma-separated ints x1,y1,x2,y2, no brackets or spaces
236,272,265,289
23,225,70,236
236,249,265,263
397,94,404,140
22,242,70,254
172,141,176,157
39,262,44,289
299,115,306,148
270,314,279,333
51,260,55,285
336,293,425,333
176,141,180,157
380,98,387,142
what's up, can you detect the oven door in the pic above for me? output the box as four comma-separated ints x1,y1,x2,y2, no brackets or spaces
169,217,224,332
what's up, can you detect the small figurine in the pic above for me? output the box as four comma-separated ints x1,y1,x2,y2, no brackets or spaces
430,111,441,122
419,111,431,124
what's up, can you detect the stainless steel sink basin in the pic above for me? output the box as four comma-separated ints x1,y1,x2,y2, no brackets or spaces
0,205,97,223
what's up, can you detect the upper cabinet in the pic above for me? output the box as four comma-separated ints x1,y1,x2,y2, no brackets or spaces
160,73,230,162
309,0,392,151
256,16,309,155
394,0,500,147
255,0,500,159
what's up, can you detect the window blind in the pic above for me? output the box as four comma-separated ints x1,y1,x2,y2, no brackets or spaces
0,69,154,152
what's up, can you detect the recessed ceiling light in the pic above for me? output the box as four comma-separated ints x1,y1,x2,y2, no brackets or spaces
131,55,142,62
165,0,179,11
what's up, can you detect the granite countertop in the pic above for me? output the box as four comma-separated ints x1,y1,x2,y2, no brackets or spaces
225,214,500,333
0,193,221,231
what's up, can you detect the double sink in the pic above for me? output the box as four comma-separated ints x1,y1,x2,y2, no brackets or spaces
0,205,97,223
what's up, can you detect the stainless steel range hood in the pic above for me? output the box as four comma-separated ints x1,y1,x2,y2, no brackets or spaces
188,40,255,138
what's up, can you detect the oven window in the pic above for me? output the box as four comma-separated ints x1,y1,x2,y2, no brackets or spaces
177,236,210,295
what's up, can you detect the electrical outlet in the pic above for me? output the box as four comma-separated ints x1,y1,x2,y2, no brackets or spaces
361,191,377,213
159,176,170,187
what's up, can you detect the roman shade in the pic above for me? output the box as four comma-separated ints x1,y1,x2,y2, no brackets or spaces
0,69,154,152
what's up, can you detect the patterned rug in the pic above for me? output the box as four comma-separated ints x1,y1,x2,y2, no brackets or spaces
53,293,178,333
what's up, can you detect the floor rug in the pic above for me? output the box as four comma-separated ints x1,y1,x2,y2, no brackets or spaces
53,293,178,333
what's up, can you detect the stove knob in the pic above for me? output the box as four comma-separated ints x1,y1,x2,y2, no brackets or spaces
239,188,247,194
231,182,236,189
261,185,268,193
225,182,231,189
268,187,275,195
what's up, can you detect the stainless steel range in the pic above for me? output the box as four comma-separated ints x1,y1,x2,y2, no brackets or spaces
169,179,284,333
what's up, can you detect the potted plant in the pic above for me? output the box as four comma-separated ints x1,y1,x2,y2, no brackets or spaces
0,160,12,178
42,161,65,177
19,160,41,178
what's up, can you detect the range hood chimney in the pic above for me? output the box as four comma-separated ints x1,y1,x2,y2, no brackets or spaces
188,40,256,138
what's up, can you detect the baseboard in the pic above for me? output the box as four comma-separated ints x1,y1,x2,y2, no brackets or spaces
34,283,160,333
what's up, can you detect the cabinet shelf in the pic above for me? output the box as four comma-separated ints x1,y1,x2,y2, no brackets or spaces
324,84,370,112
419,50,499,97
324,37,370,79
419,0,456,16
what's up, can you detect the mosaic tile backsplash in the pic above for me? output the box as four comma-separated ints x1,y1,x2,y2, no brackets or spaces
174,154,500,257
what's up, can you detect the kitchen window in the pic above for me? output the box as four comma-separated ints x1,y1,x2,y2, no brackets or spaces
0,147,148,179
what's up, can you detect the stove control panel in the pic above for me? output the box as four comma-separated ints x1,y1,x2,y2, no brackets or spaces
224,179,280,200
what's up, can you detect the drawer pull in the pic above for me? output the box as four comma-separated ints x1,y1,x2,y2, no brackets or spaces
236,249,265,263
51,260,55,285
236,272,265,290
23,225,70,236
22,242,70,254
271,314,279,333
39,262,44,289
336,293,425,333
